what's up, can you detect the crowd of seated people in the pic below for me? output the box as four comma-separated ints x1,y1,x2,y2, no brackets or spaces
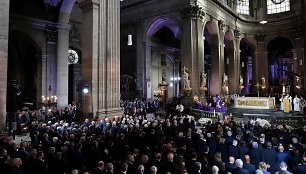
1,101,306,174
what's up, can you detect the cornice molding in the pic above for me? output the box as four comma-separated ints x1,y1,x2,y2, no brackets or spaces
10,14,71,32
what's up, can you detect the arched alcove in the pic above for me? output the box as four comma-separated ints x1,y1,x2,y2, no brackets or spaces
204,21,219,96
240,38,253,94
145,16,181,101
8,30,42,110
268,37,294,94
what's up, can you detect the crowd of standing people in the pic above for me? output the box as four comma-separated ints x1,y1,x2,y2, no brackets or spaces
0,98,306,174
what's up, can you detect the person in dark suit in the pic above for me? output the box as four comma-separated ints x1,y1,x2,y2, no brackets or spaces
243,155,256,174
226,156,237,173
164,152,177,174
238,140,249,162
9,158,23,174
229,140,239,159
250,141,262,168
92,161,105,174
233,159,249,174
294,157,306,174
261,142,276,173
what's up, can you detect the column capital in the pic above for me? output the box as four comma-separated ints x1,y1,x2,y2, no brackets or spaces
294,27,303,38
218,20,226,31
44,23,57,44
234,28,241,38
181,4,205,20
79,0,100,12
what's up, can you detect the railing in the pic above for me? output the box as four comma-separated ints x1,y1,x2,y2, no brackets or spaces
241,114,306,128
190,108,225,122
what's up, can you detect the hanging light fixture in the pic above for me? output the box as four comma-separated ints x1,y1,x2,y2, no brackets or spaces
127,34,132,46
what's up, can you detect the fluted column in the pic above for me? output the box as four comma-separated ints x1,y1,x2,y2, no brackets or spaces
0,0,9,130
56,24,70,109
180,4,205,104
80,0,121,117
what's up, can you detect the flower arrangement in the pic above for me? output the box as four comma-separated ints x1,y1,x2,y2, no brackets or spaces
255,118,271,128
198,118,213,125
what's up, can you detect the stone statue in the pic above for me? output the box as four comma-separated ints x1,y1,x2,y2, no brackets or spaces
162,69,166,85
223,73,228,86
200,71,207,88
183,66,191,89
239,75,243,86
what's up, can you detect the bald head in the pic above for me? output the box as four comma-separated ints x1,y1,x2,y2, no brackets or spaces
244,155,251,163
229,156,235,163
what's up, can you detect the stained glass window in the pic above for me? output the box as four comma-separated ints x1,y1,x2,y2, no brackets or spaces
236,0,250,15
267,0,290,14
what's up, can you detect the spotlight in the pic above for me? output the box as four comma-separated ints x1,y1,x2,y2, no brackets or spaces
82,87,89,94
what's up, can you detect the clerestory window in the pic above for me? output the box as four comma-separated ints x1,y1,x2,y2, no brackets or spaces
236,0,250,15
267,0,290,14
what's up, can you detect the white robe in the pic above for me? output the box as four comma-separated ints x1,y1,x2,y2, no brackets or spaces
279,97,284,111
293,97,300,112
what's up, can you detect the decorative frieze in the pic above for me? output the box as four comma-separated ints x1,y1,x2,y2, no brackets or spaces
44,23,58,44
182,4,205,20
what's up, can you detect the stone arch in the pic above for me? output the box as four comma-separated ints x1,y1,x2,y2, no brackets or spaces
265,35,295,51
145,15,182,43
145,15,181,101
203,21,219,46
224,31,235,93
58,0,77,23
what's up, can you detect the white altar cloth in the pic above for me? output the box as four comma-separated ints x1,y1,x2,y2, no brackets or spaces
234,97,275,109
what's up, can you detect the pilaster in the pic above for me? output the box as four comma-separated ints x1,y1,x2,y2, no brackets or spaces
180,4,205,104
0,0,10,130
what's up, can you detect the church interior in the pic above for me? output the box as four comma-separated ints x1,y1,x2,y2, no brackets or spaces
0,0,306,129
1,1,306,174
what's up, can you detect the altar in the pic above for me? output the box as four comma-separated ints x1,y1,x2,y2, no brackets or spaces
234,97,275,109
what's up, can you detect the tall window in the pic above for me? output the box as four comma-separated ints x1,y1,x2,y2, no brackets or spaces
267,0,290,14
236,0,250,15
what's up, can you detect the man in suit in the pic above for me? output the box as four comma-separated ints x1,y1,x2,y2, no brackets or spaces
226,156,237,173
295,157,306,174
243,155,256,174
234,159,249,174
261,142,276,172
250,141,262,168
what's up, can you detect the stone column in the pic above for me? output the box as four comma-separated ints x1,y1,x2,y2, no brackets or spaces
56,24,70,109
0,0,9,130
136,22,146,98
253,51,259,93
293,36,304,92
180,4,205,104
144,43,153,99
254,34,267,94
44,24,58,100
233,29,241,94
80,0,121,117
